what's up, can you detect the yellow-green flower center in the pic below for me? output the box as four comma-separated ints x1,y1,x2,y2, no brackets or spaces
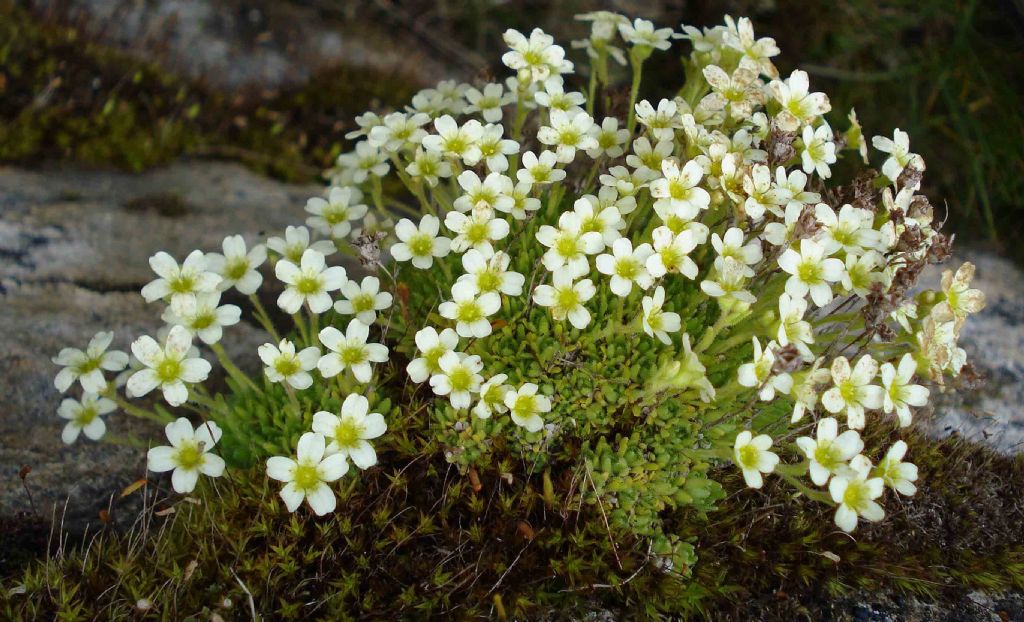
476,269,502,293
175,443,203,470
352,293,375,313
274,356,301,377
333,418,363,448
295,275,322,295
409,233,434,257
448,366,473,392
556,287,580,311
456,301,483,323
74,406,98,426
340,345,367,366
737,444,760,469
156,358,182,383
293,464,321,491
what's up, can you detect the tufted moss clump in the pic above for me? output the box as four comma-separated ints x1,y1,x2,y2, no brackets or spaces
3,429,1023,619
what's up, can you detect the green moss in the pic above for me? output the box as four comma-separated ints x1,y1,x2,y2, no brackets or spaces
0,1,422,182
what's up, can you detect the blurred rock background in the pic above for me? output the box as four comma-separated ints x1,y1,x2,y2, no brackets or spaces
1,1,1022,618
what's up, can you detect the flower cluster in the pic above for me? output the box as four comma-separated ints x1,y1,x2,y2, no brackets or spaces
51,13,983,571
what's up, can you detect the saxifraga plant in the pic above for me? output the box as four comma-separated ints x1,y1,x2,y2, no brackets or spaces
20,10,990,619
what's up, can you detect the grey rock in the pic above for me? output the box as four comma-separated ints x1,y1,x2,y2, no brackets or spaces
0,160,346,530
919,249,1024,454
27,0,455,91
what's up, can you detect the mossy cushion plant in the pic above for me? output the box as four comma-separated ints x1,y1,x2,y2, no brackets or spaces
6,11,996,619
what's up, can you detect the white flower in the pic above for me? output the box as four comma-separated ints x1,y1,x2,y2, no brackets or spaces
596,237,655,296
57,393,115,444
800,123,837,179
429,351,484,409
618,18,674,51
504,383,552,432
335,141,390,183
711,227,762,266
317,320,388,383
334,276,393,324
769,69,830,132
647,227,698,279
736,338,793,401
305,187,369,240
141,250,222,306
274,249,347,314
407,327,459,383
572,195,625,247
537,109,597,163
641,286,681,344
502,28,572,84
53,331,129,394
872,128,924,182
777,239,845,307
880,353,929,427
147,418,225,493
311,394,387,469
476,124,520,172
266,432,349,515
421,115,483,165
795,418,864,486
587,117,630,159
841,252,885,298
627,137,674,180
457,250,525,296
634,99,682,141
763,202,803,247
367,111,429,152
722,16,780,77
267,225,336,264
822,355,884,430
532,269,596,329
814,203,882,255
874,440,918,496
935,262,986,330
127,325,211,407
733,430,779,489
205,235,266,295
700,257,757,304
454,170,514,213
534,77,586,114
445,207,510,255
406,148,453,187
162,293,240,346
650,159,711,220
776,292,814,358
790,358,831,422
502,180,542,220
258,339,320,390
345,111,381,140
535,210,604,278
828,454,884,533
740,164,785,219
438,281,501,338
391,215,452,269
517,150,566,185
473,373,512,419
465,82,513,123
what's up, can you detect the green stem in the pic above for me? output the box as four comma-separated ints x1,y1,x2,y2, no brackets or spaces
211,342,260,393
248,294,281,343
291,313,310,346
112,395,172,425
626,51,646,136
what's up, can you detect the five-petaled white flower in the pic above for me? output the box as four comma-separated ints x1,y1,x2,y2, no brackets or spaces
317,320,388,383
266,432,349,515
532,269,596,329
711,227,762,266
733,430,779,489
536,210,604,278
391,215,452,269
880,353,929,427
465,83,513,123
258,339,321,390
517,150,566,185
736,337,793,401
769,69,830,131
335,276,393,325
429,351,484,410
311,394,387,469
800,123,837,179
777,238,845,307
573,195,626,248
141,250,222,306
505,383,552,432
457,250,525,296
473,373,512,419
267,225,336,264
596,237,655,297
407,327,460,383
634,99,682,141
829,454,884,533
872,128,924,182
618,18,674,51
647,227,699,279
650,159,711,220
128,325,211,407
439,281,502,338
445,207,510,255
305,186,369,240
58,393,116,444
822,355,884,430
275,249,347,314
422,115,483,165
587,116,630,159
641,286,681,344
53,331,129,394
873,440,918,496
162,292,241,345
776,292,814,358
537,109,597,163
795,417,864,486
147,418,225,493
205,235,266,295
502,28,572,84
